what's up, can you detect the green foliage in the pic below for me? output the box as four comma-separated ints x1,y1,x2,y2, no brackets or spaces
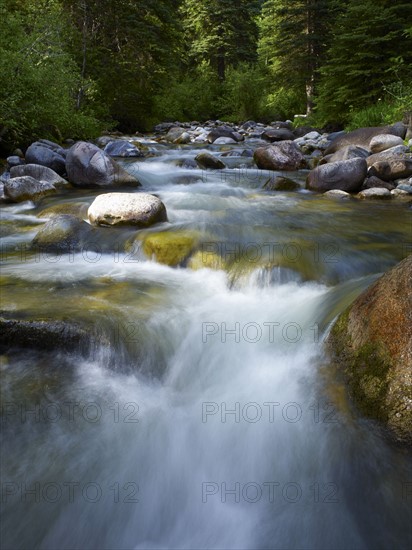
315,0,412,125
152,63,221,123
181,0,260,81
218,63,269,121
345,80,412,130
0,0,104,150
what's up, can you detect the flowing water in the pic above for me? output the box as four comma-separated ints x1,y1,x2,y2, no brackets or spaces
1,139,411,549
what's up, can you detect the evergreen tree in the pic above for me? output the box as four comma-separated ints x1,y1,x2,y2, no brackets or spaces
258,0,336,116
181,0,260,81
316,0,412,123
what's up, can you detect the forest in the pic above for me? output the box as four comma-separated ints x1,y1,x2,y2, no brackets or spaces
1,0,412,152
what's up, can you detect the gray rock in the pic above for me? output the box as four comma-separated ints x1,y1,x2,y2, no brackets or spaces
254,141,306,171
104,140,143,158
213,137,237,145
25,140,66,175
369,159,412,181
366,145,409,167
263,176,300,191
32,214,96,252
261,128,295,142
362,176,395,191
397,183,412,194
323,190,351,199
369,134,404,153
195,152,226,170
10,164,67,187
164,127,188,143
207,127,243,144
7,156,24,169
88,192,167,227
324,124,407,155
4,176,56,202
175,158,198,169
320,145,370,165
358,187,392,199
306,158,367,193
66,141,140,188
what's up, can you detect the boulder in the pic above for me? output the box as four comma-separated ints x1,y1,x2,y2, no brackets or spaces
368,159,412,181
362,176,395,191
261,128,295,142
164,127,188,143
25,140,66,175
10,164,68,186
327,256,412,444
4,176,56,202
195,152,226,170
66,141,140,188
320,145,370,165
358,188,392,200
324,124,407,155
88,192,167,227
366,145,409,167
263,176,300,191
104,140,144,158
254,141,306,171
369,134,404,154
207,127,243,144
7,156,24,169
32,215,96,253
306,158,367,193
397,183,412,194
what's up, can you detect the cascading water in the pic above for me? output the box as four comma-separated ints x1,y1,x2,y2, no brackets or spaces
1,139,411,549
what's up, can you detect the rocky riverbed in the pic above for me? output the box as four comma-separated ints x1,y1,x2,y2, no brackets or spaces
1,120,411,549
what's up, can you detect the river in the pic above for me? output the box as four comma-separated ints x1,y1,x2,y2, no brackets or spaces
1,137,411,549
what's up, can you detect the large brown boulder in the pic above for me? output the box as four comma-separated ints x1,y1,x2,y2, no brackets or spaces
306,158,367,192
254,141,306,171
66,141,140,188
327,256,412,444
324,123,406,155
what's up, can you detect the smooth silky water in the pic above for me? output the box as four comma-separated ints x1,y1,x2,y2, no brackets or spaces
1,139,411,549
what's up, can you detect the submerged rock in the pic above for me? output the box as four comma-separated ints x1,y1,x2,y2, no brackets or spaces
327,255,412,444
32,214,96,253
195,152,226,170
142,231,199,266
263,176,300,191
0,316,91,355
88,192,167,227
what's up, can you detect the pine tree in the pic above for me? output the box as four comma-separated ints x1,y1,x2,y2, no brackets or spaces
181,0,260,81
316,0,412,123
258,0,336,116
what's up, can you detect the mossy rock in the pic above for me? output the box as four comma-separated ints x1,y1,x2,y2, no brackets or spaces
327,255,412,444
38,202,89,219
142,231,200,266
188,251,226,271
